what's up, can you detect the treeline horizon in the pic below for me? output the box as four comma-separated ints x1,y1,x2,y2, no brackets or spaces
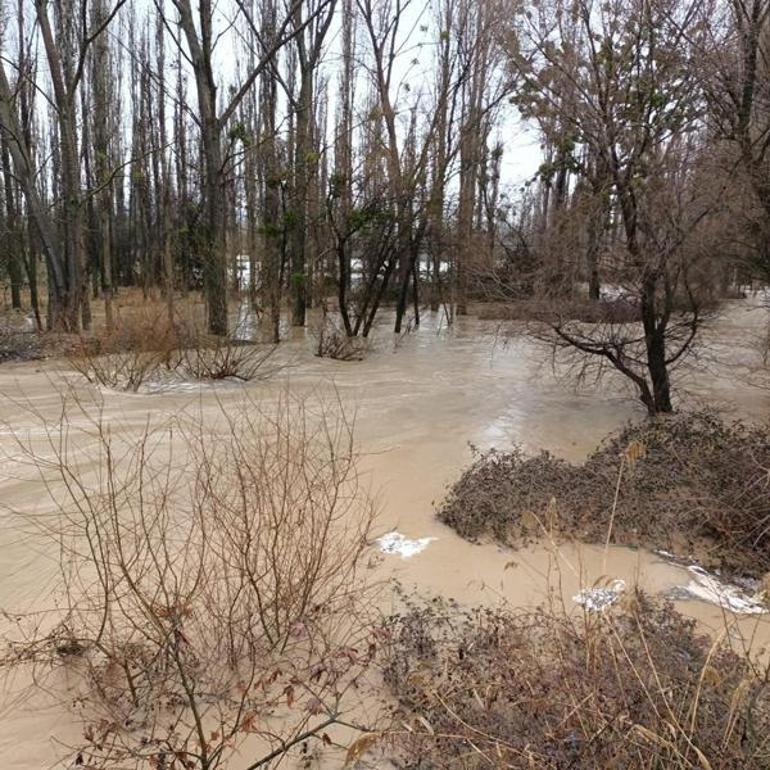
0,0,769,412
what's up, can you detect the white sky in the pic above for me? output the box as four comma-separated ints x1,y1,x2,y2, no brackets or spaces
7,0,544,192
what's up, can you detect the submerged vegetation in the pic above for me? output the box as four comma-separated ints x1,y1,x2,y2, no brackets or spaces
439,411,770,579
70,308,279,391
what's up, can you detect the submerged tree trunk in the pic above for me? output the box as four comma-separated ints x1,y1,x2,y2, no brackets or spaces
291,69,313,326
640,276,673,414
2,145,23,309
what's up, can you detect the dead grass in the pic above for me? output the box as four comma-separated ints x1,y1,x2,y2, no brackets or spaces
70,307,278,390
381,592,770,768
438,411,770,579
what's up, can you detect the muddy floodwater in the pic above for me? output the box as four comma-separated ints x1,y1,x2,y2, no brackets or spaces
1,297,769,768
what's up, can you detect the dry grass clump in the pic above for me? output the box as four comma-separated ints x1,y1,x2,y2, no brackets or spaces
1,391,377,768
439,411,770,578
382,594,770,768
71,308,277,390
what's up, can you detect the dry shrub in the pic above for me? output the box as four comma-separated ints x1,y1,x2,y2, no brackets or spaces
1,390,377,768
69,307,185,391
180,335,278,381
70,308,277,390
439,411,770,578
382,594,770,768
440,446,577,543
70,346,163,391
313,315,369,361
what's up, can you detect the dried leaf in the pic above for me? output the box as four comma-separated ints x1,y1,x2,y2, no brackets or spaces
240,711,257,732
344,733,378,766
624,439,646,467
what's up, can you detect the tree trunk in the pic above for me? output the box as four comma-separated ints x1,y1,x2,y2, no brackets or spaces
0,63,66,322
641,276,673,414
36,0,86,330
2,145,23,309
291,70,313,326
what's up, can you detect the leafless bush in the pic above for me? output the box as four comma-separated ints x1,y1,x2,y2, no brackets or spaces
313,315,369,361
70,308,279,389
70,347,164,391
381,593,770,768
69,307,186,391
439,411,770,578
1,390,377,769
179,336,278,381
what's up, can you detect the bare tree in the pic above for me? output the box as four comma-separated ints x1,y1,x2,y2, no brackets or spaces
700,0,770,280
2,390,376,768
158,0,332,335
288,0,336,326
507,0,717,413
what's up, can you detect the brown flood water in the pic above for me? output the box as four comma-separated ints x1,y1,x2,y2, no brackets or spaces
0,297,769,768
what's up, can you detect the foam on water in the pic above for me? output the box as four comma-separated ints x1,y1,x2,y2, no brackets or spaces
376,531,437,559
573,579,626,612
680,565,767,615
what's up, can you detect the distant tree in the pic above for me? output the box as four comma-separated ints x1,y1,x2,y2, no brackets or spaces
700,0,770,281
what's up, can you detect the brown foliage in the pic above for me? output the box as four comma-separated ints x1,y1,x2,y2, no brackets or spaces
382,594,770,768
439,411,770,578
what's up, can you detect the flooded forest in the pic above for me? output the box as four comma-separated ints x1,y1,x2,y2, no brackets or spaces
2,0,770,767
